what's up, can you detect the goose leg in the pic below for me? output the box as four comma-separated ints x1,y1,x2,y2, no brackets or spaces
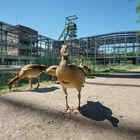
29,78,32,89
77,89,81,109
63,87,70,113
36,76,40,89
53,76,57,83
52,76,55,83
72,89,81,114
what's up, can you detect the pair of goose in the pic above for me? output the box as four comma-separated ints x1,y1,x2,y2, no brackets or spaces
8,44,92,113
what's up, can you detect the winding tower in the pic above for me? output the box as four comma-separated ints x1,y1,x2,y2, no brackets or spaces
58,15,78,41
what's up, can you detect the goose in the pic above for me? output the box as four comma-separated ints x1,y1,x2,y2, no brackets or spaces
45,65,58,83
8,64,46,90
56,44,85,113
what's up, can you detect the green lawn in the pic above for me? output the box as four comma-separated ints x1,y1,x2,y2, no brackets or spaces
0,81,52,95
1,64,140,94
87,64,140,78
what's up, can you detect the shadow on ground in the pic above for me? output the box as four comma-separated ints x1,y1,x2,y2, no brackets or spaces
80,101,119,127
11,86,59,93
0,96,139,138
30,86,59,93
86,82,140,88
96,72,140,79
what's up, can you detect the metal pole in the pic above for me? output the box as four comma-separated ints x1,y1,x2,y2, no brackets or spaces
30,35,33,64
113,36,116,64
17,27,21,65
95,39,97,65
0,23,2,54
70,39,72,63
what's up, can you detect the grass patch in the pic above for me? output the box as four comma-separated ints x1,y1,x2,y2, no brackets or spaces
0,80,53,95
0,83,30,94
86,64,140,78
1,64,140,93
0,86,9,94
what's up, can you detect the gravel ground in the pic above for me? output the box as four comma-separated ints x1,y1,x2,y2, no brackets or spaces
0,69,140,140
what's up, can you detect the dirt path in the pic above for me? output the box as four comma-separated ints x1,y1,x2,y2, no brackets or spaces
0,69,140,140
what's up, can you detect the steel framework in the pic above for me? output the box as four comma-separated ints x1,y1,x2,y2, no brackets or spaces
0,21,58,66
0,21,140,66
64,31,140,65
58,15,78,41
79,31,140,64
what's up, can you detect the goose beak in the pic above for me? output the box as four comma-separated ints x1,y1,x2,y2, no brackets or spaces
61,44,68,56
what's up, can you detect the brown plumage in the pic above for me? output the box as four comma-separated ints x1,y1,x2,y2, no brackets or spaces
79,58,92,75
8,64,46,90
77,65,92,75
46,65,58,76
56,44,85,113
79,58,84,67
46,64,91,84
46,65,58,82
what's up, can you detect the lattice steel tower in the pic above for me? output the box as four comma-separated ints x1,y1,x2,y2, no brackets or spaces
58,15,78,40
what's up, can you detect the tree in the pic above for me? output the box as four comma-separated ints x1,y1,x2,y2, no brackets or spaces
136,1,140,22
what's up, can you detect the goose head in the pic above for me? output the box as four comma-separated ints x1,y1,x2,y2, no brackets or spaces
60,44,68,57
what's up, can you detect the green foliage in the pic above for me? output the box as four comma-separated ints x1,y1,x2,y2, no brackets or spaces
87,63,140,77
134,0,140,23
0,81,52,95
36,49,60,67
136,4,140,13
129,0,140,23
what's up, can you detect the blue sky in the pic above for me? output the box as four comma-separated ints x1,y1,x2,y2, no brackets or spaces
0,0,139,39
